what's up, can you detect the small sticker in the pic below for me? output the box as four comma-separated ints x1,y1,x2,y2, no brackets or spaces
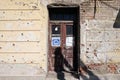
52,37,60,46
66,37,73,46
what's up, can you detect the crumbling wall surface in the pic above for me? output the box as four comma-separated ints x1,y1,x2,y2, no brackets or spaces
0,0,48,76
80,0,120,74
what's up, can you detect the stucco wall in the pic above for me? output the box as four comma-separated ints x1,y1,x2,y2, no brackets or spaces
0,0,48,75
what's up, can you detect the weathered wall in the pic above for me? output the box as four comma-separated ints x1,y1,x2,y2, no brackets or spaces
49,0,120,74
0,0,48,76
80,0,120,74
0,0,120,77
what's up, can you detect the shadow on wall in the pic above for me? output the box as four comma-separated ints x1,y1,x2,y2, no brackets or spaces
54,47,100,80
54,47,65,80
114,9,120,28
54,47,78,80
79,60,100,80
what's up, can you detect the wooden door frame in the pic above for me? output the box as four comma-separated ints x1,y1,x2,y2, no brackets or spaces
48,21,74,71
47,5,80,73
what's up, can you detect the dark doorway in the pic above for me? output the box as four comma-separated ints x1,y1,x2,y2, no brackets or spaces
48,5,80,73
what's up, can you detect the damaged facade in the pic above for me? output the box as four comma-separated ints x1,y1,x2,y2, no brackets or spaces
0,0,120,79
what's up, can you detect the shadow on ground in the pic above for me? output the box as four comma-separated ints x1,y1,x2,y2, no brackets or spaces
54,47,79,80
54,47,100,80
79,60,100,80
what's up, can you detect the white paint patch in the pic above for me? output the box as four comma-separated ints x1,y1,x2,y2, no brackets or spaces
66,37,73,46
17,32,37,41
3,43,12,51
86,53,105,63
97,53,106,63
5,23,13,29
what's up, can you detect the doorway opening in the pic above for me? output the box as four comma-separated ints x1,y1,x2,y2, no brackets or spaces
47,4,80,73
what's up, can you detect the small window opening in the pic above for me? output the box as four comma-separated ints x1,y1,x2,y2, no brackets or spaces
48,8,77,21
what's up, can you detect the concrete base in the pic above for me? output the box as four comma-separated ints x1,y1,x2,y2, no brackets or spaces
46,71,79,80
0,76,46,80
0,64,46,80
0,64,46,76
80,74,120,80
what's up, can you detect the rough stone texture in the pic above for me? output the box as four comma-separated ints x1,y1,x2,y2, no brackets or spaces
80,0,120,75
